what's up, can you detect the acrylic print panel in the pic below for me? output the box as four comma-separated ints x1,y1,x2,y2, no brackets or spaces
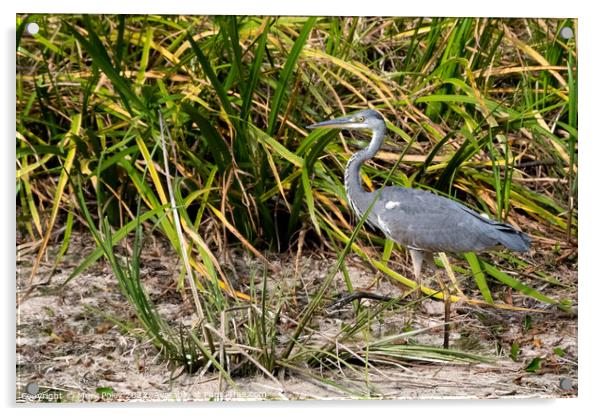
16,14,577,402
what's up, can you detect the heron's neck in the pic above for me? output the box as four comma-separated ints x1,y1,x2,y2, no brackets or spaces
345,124,385,203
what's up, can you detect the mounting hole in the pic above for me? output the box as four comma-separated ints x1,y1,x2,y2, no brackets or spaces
560,27,573,40
26,22,40,36
25,382,39,395
559,377,573,390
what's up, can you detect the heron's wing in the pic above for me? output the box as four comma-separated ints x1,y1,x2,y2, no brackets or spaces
375,187,510,253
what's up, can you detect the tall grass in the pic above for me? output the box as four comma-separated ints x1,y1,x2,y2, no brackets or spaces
17,15,577,389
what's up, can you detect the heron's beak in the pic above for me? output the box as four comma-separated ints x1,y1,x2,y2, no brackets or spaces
306,115,358,130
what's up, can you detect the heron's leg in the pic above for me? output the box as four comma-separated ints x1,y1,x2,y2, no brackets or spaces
412,252,453,349
429,254,452,349
409,249,424,281
409,249,433,296
423,251,435,271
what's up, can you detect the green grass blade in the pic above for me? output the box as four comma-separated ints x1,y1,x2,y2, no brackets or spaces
301,164,320,235
65,17,144,114
241,19,270,121
182,103,231,170
481,260,563,309
186,31,234,118
464,252,493,304
267,17,316,136
60,206,167,287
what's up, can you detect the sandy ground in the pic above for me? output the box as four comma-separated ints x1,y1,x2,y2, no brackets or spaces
16,230,577,402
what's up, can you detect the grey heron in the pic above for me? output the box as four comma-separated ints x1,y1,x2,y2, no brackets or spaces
306,109,531,286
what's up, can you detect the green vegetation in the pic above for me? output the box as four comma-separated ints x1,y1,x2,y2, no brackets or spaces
16,15,577,393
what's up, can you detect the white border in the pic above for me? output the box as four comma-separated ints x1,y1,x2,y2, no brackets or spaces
10,0,582,17
5,1,599,414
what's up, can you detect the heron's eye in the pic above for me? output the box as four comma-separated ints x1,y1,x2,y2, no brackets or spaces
357,116,365,122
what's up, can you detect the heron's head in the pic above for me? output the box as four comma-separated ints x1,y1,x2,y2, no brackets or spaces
306,109,385,131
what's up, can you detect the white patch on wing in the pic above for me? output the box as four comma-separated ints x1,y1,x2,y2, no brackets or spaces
385,201,401,210
480,213,490,219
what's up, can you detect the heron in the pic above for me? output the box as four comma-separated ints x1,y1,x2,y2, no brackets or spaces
306,109,531,288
